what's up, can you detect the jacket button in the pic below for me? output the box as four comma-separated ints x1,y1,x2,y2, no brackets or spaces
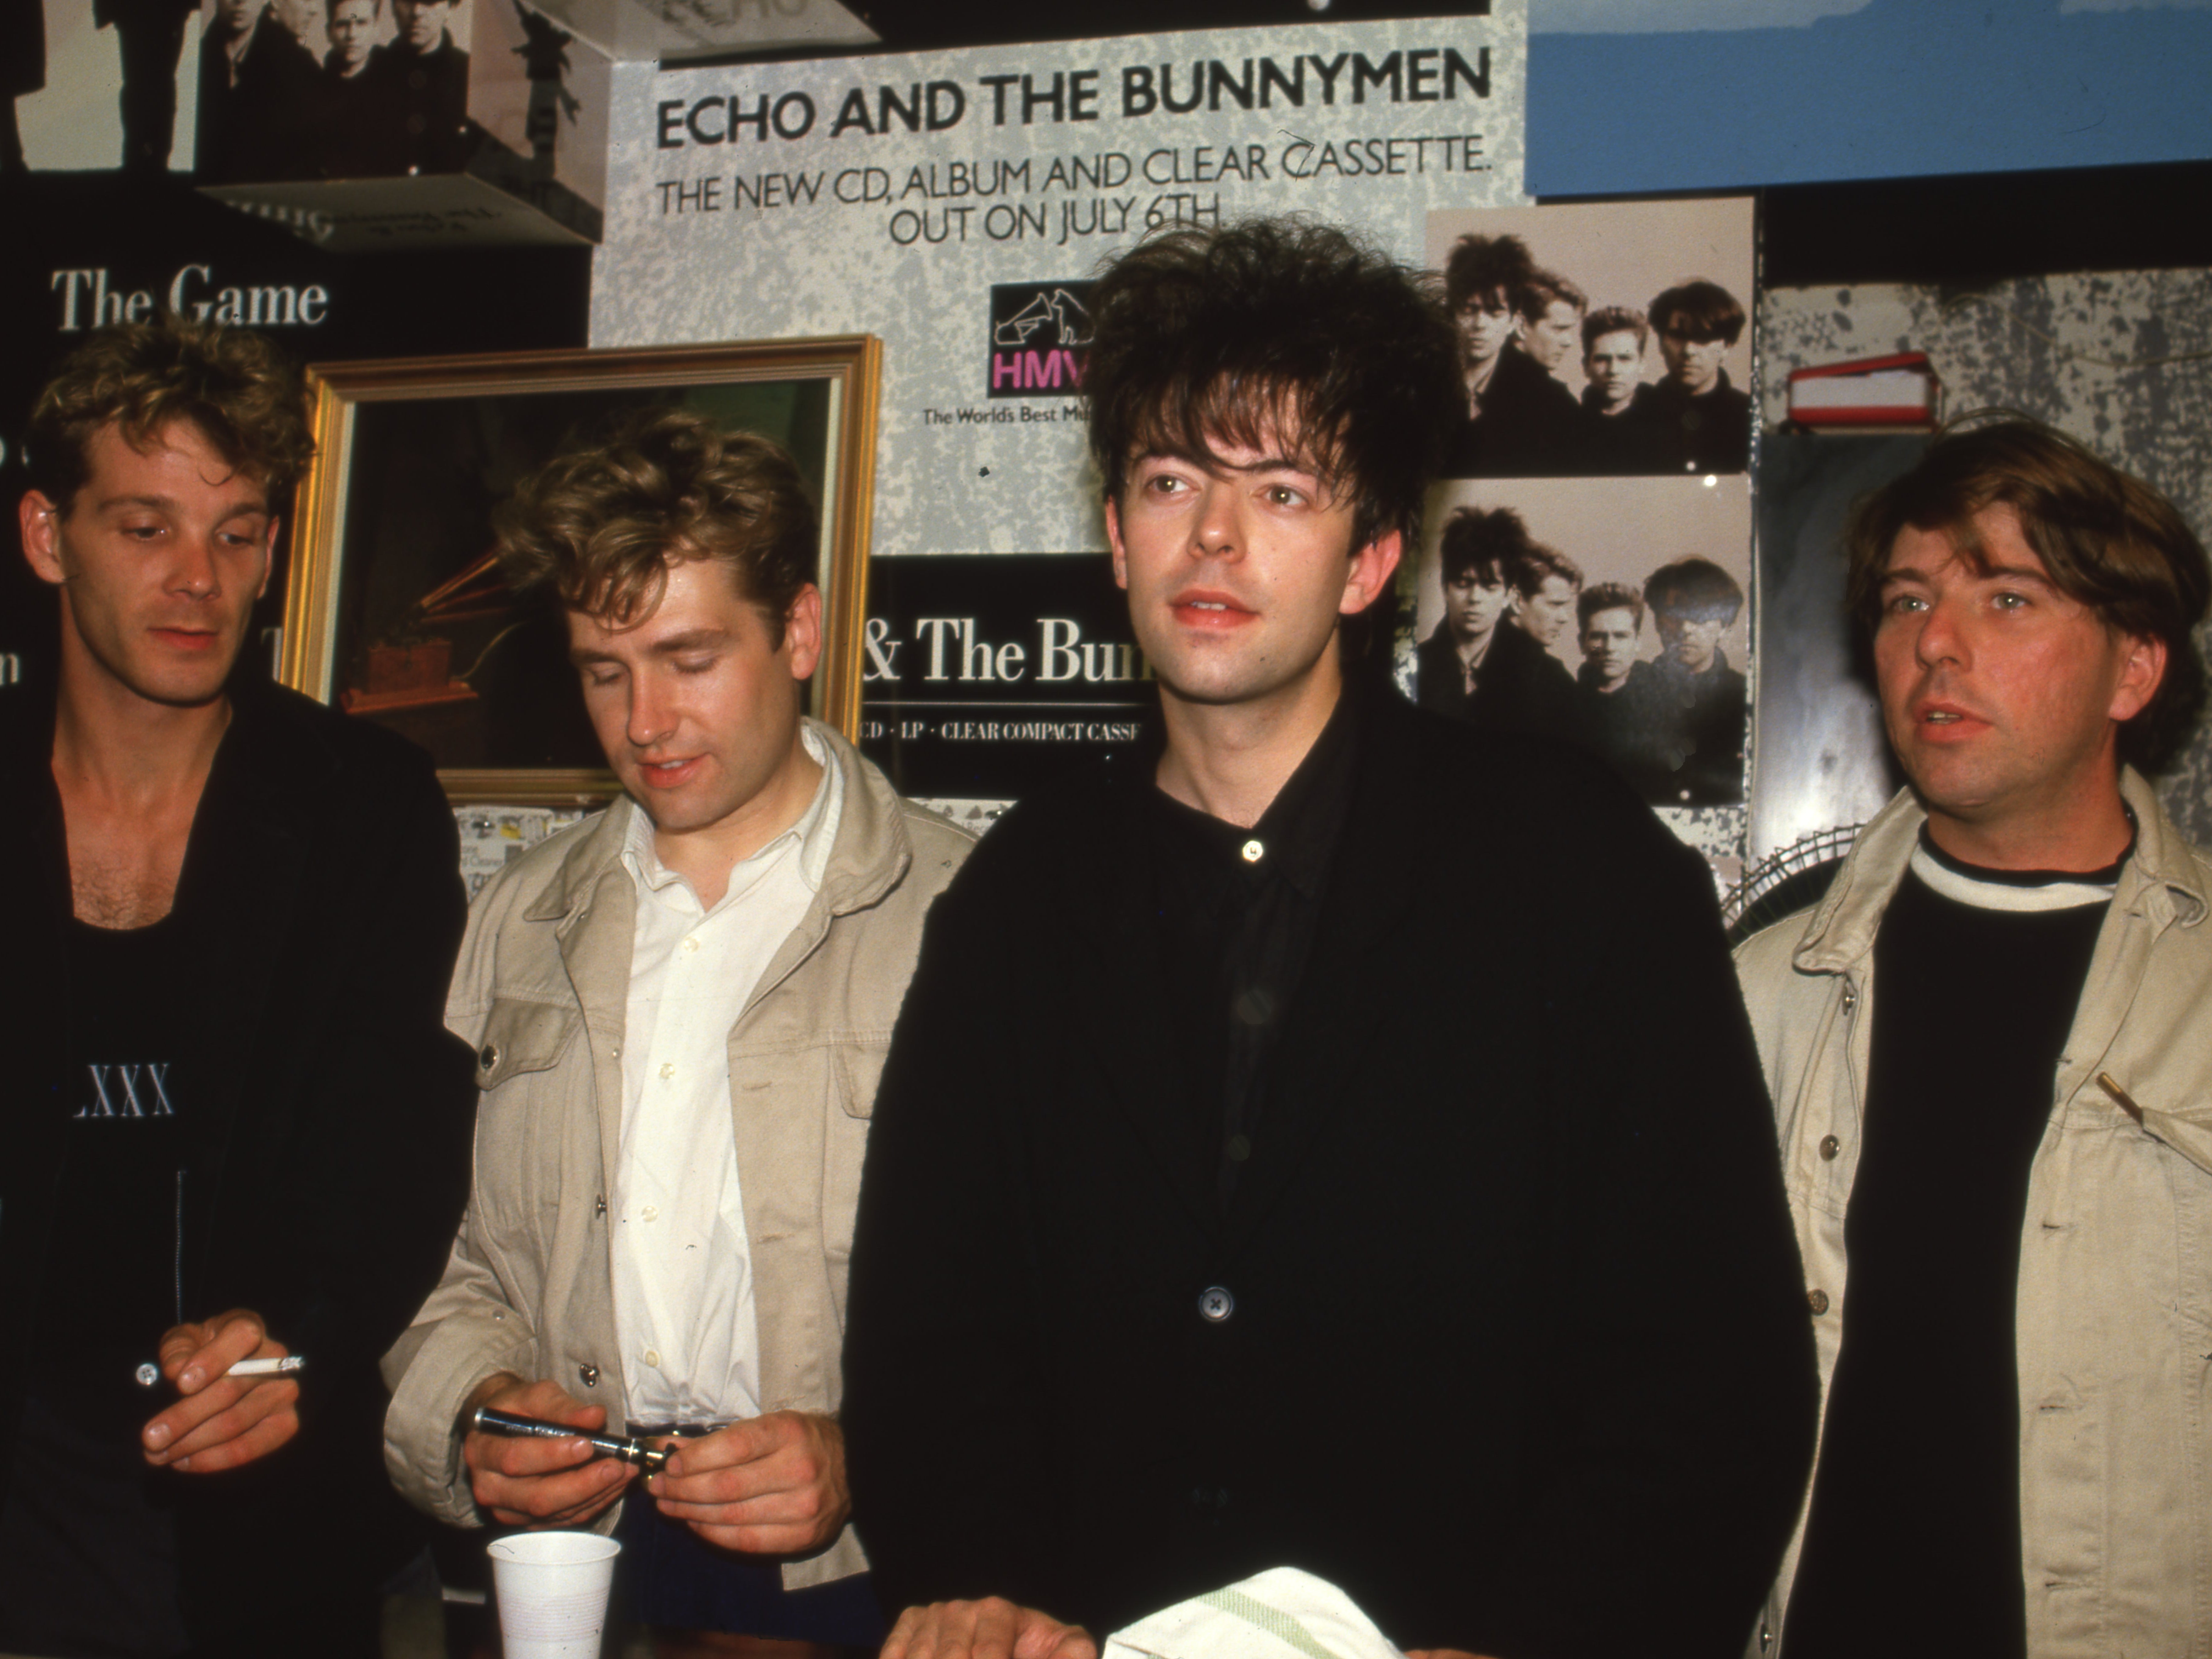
1807,1289,1830,1316
578,1363,600,1387
1840,986,1858,1015
594,1194,607,1218
1198,1286,1234,1323
1819,1134,1840,1161
478,1042,500,1072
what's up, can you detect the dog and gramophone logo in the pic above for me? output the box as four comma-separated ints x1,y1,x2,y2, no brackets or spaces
987,281,1094,399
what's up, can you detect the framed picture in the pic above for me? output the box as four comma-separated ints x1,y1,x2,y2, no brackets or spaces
279,337,882,804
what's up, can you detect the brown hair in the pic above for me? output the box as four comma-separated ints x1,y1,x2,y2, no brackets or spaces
1846,417,2211,771
1648,280,1745,347
1518,268,1587,324
26,314,312,509
494,405,818,645
1084,217,1463,558
1510,541,1582,599
1582,305,1648,354
1578,581,1645,630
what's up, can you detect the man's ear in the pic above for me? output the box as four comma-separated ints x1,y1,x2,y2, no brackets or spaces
783,583,824,681
1340,528,1402,617
20,491,67,587
256,517,279,601
2110,630,2168,724
1104,497,1129,591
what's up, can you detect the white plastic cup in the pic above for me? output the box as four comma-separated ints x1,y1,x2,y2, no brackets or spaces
488,1530,621,1659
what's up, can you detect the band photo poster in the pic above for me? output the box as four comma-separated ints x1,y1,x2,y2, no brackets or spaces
1401,196,1757,860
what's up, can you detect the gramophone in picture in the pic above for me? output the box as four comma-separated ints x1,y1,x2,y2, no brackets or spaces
280,338,881,803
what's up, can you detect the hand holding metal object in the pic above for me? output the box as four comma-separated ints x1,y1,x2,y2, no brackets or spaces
471,1405,672,1474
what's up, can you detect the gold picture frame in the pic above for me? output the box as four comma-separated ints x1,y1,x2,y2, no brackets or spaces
280,337,882,805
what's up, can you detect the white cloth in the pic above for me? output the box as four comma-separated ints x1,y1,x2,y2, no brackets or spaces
610,724,842,1425
1106,1568,1403,1659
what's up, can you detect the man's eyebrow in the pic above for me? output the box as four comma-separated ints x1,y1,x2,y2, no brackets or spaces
647,628,731,653
569,627,730,667
93,492,270,521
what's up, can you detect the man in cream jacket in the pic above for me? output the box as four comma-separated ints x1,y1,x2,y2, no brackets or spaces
1733,420,2212,1658
382,408,968,1642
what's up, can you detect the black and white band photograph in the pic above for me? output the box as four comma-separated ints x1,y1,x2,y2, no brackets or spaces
195,0,476,182
1426,198,1756,481
1405,473,1755,808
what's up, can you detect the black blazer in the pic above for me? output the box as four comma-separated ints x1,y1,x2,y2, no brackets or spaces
844,688,1817,1658
0,677,476,1649
1444,346,1587,478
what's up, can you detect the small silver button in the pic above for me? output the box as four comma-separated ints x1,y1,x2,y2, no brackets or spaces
1240,839,1263,864
578,1363,600,1387
1198,1286,1234,1323
1841,986,1859,1015
1819,1134,1840,1161
1807,1288,1830,1316
594,1194,607,1218
478,1043,500,1072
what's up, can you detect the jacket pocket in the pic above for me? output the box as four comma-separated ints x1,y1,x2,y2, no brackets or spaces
473,999,581,1090
470,999,585,1236
823,1039,889,1264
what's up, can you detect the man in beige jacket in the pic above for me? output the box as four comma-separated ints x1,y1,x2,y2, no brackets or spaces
1733,420,2212,1658
382,408,969,1641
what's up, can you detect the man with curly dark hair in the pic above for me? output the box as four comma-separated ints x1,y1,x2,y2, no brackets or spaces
1,315,477,1655
843,218,1817,1659
1437,232,1582,477
380,405,969,1643
1733,419,2212,1657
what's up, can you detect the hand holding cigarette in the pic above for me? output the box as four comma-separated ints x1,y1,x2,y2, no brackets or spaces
140,1309,302,1475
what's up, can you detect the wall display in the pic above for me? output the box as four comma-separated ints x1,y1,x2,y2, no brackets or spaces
193,0,614,250
1527,5,2212,198
1425,196,1756,479
1749,431,1915,870
857,552,1156,807
591,14,1528,562
279,336,881,803
590,11,1529,806
1403,472,1754,825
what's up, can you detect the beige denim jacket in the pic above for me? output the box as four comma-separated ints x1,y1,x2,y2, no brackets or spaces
1734,768,2212,1657
382,725,971,1589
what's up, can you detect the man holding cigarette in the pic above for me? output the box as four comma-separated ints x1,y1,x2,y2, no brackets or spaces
1732,421,2212,1654
0,318,476,1653
842,219,1817,1659
381,407,969,1640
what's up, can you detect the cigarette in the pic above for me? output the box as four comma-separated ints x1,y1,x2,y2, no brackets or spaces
133,1356,308,1388
227,1356,306,1377
471,1406,672,1473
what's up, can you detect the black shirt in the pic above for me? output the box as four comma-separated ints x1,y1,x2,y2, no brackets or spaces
1785,834,2123,1658
1142,691,1357,1208
43,912,201,1438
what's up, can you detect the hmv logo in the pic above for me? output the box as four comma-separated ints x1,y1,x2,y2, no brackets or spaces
74,1063,176,1120
986,281,1094,399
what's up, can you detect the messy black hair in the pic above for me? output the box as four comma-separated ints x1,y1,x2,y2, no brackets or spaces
1083,216,1464,557
1438,506,1533,588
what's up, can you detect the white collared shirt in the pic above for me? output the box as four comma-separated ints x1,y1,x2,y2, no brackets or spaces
610,723,843,1425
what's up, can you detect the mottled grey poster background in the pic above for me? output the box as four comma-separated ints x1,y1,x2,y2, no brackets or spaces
590,14,1528,561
